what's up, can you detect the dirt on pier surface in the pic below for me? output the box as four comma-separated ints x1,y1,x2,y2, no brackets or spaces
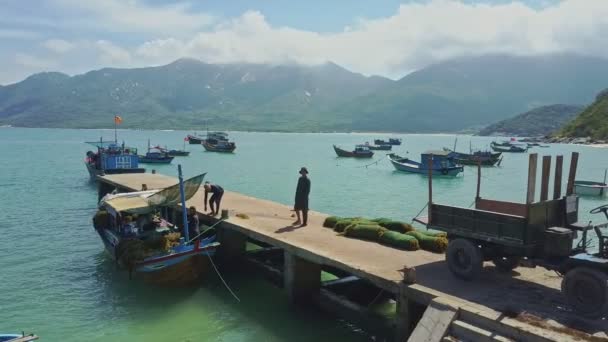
99,173,608,338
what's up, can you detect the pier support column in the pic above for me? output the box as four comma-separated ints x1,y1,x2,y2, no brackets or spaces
395,282,426,342
217,227,247,264
284,252,321,304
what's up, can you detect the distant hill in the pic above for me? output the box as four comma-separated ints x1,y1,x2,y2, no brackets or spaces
558,89,608,140
477,104,584,137
2,54,608,132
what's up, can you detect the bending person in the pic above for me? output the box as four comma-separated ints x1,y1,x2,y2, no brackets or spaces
204,182,224,216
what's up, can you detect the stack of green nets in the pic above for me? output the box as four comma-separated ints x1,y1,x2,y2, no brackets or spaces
322,215,447,253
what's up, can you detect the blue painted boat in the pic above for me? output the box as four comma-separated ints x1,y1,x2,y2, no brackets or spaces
388,151,463,176
0,334,38,341
94,169,219,285
84,138,145,180
139,140,174,163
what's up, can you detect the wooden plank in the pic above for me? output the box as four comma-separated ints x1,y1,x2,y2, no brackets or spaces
475,199,527,217
566,152,579,195
526,154,538,204
540,156,551,202
553,155,563,199
428,154,433,223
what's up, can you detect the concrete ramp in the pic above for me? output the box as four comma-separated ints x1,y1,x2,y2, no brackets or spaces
408,299,458,342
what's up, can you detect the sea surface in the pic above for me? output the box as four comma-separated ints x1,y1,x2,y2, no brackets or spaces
1,128,607,341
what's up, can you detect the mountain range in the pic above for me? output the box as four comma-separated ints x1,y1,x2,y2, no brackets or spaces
477,104,584,137
1,54,608,132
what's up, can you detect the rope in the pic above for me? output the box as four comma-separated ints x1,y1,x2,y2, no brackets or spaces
366,289,384,308
357,154,390,169
187,218,225,244
206,251,241,302
411,202,429,223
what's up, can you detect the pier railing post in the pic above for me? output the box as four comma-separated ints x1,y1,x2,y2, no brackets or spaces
284,252,320,304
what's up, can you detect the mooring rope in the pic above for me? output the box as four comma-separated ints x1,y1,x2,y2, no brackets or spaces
411,202,429,223
206,251,241,302
187,218,225,244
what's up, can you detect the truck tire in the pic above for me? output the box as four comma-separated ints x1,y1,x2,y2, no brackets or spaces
561,267,608,319
446,238,483,280
492,256,521,272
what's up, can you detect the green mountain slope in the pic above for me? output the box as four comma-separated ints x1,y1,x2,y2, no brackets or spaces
1,55,608,132
339,55,608,132
477,104,584,136
559,89,608,140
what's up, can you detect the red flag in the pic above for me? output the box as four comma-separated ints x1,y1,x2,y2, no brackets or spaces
184,136,189,142
114,115,123,125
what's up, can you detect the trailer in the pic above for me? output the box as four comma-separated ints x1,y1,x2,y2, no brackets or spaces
415,152,608,318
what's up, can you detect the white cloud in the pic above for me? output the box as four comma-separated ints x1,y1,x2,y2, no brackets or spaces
96,40,132,65
52,0,214,34
132,0,608,78
14,53,56,69
42,39,74,53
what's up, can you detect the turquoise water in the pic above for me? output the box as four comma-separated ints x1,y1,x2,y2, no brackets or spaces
1,128,607,341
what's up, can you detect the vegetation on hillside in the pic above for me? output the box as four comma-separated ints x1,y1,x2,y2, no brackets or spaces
559,89,608,140
477,104,583,136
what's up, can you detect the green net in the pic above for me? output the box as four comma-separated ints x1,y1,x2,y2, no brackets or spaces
378,231,420,251
147,173,206,207
343,224,386,240
406,231,449,253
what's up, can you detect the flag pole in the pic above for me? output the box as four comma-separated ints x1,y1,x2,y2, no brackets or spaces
114,117,117,143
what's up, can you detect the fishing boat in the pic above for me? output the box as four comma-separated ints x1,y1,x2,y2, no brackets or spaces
388,151,463,176
374,138,402,145
84,138,145,180
154,145,190,157
93,167,219,284
202,140,236,153
575,170,608,196
139,140,174,163
365,142,392,151
333,145,374,158
446,150,502,166
186,134,205,144
490,141,528,153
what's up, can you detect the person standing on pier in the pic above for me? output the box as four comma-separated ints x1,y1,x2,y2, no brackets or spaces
204,182,224,216
293,167,311,226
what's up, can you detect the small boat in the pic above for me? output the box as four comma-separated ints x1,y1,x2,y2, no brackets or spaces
139,140,174,164
388,151,463,176
94,168,219,284
333,145,374,158
374,138,402,145
365,142,392,151
154,145,190,157
444,149,502,166
490,141,528,153
186,134,205,144
84,138,145,180
0,333,39,342
202,140,236,153
575,170,608,196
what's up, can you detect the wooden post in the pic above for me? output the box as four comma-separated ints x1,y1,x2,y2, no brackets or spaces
427,155,433,222
476,160,481,201
284,252,320,304
526,153,538,204
566,152,579,196
540,156,551,202
553,155,563,199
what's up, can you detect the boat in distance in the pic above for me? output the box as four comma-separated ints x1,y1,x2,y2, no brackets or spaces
333,145,374,158
388,151,463,176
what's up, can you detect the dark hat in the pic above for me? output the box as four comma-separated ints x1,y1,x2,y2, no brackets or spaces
299,167,308,174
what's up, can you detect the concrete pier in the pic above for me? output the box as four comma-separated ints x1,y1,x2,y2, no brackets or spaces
97,173,607,341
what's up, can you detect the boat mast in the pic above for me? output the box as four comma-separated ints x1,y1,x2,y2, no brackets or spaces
453,137,458,152
178,164,190,242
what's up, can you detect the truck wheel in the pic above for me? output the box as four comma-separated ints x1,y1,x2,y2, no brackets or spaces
561,267,608,319
446,238,483,280
492,257,521,272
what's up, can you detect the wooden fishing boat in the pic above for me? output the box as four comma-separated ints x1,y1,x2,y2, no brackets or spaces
0,334,39,342
186,134,204,144
575,170,608,196
94,168,219,285
139,140,174,163
388,151,463,176
333,145,374,158
202,140,236,153
490,141,528,153
374,138,402,145
444,149,502,166
154,145,190,157
84,138,145,180
366,143,392,151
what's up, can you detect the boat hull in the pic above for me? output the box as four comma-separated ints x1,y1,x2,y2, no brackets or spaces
333,145,374,158
367,145,392,151
138,156,174,164
187,135,204,144
95,227,218,285
574,181,607,196
490,142,528,153
202,141,236,153
85,163,145,180
168,151,190,157
388,156,463,176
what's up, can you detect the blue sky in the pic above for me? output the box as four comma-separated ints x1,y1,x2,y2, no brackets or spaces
1,0,606,84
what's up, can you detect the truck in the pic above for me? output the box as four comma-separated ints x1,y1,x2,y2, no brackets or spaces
416,152,608,318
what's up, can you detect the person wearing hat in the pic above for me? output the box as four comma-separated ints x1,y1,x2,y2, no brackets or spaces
293,167,311,226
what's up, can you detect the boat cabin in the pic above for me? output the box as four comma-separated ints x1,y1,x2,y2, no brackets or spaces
421,150,458,169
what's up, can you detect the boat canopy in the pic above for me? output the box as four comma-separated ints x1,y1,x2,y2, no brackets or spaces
101,173,206,214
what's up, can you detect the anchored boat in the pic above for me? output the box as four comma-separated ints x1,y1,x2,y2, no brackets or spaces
490,141,528,153
94,168,219,284
84,139,145,180
388,151,463,176
374,138,402,145
365,142,392,151
333,145,374,158
202,131,236,153
186,134,205,144
575,170,608,196
139,140,174,163
445,149,502,166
